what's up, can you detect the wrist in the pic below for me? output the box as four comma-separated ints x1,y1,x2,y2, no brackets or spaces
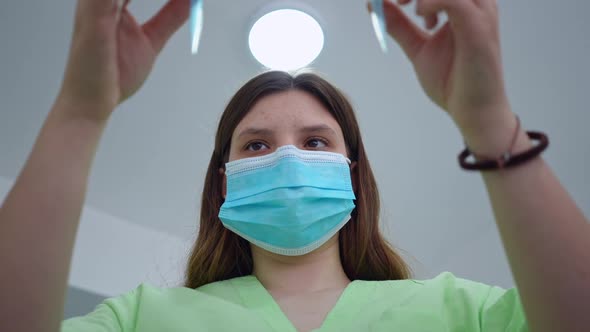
455,106,533,159
53,92,115,125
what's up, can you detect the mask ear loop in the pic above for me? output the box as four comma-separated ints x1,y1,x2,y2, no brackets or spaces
218,166,227,200
348,159,358,195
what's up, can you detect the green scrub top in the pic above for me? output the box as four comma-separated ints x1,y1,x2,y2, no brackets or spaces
62,272,528,331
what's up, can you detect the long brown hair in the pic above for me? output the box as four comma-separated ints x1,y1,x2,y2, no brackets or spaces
185,71,411,288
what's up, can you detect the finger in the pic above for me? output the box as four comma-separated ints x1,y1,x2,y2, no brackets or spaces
77,0,116,16
416,0,477,31
424,13,438,30
119,7,142,32
72,0,126,40
381,0,428,59
143,0,190,53
75,0,119,19
478,0,499,17
472,0,488,9
115,0,131,22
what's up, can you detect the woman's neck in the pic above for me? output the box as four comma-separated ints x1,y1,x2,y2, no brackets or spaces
251,235,350,295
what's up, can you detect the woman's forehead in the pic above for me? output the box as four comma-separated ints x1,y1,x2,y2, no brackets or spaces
234,90,342,136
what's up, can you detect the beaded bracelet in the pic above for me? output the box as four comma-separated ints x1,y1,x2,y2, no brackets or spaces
458,115,549,171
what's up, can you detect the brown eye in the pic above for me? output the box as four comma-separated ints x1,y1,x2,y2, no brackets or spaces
305,138,327,149
246,141,269,152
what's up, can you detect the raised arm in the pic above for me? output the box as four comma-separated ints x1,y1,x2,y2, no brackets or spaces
377,0,589,330
0,1,188,331
463,100,590,332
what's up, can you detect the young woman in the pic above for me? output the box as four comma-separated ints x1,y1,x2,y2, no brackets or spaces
0,0,588,331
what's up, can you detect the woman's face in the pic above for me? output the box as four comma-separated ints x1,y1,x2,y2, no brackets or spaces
229,90,348,162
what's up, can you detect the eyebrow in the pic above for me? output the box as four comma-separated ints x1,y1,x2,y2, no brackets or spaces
236,127,274,140
236,124,338,140
300,124,338,136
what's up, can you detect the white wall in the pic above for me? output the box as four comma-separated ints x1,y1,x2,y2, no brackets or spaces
0,176,191,297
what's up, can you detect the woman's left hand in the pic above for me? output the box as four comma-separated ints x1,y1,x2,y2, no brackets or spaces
377,0,511,134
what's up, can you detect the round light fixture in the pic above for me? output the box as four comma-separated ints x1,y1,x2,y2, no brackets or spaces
249,9,324,71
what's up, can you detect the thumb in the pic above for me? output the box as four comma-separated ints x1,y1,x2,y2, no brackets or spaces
143,0,190,53
376,0,428,60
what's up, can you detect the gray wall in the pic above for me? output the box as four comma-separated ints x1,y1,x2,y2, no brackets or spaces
64,287,107,320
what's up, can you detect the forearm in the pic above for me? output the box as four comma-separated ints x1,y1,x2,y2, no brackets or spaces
0,97,110,332
461,108,590,332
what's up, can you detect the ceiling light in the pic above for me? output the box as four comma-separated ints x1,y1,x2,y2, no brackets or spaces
249,9,324,71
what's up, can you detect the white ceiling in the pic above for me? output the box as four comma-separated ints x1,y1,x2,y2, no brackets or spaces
1,0,589,287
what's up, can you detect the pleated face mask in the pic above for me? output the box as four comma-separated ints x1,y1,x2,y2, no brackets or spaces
219,145,356,256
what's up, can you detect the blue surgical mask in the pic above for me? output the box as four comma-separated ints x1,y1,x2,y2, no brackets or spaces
219,145,356,256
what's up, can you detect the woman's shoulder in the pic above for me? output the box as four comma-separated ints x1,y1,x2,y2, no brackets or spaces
359,271,510,304
353,271,527,331
363,271,504,289
115,275,255,307
61,276,255,332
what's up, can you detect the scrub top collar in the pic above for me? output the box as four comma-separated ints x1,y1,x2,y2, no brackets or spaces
229,275,368,332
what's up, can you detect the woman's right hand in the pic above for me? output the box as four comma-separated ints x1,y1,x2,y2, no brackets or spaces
58,0,189,121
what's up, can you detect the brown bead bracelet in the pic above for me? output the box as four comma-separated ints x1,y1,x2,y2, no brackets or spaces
458,116,549,171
